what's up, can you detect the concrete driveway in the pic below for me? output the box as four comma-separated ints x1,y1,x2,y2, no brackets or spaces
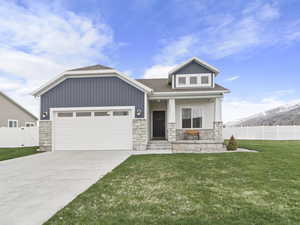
0,151,131,225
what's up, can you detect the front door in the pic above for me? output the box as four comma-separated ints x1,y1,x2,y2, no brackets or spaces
152,111,166,139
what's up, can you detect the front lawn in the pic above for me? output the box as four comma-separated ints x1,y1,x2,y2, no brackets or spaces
0,146,40,161
45,140,300,225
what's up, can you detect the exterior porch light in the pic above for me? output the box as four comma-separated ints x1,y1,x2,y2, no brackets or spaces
42,112,48,118
136,108,142,116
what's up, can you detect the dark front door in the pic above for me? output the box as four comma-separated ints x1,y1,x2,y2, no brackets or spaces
153,111,166,139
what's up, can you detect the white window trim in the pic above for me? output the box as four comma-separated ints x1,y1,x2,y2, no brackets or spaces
176,73,212,88
200,74,210,86
189,76,198,85
8,119,18,128
25,122,35,127
178,76,187,85
180,107,203,129
151,110,167,139
50,106,135,120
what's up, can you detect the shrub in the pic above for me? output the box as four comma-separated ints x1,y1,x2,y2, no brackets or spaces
227,136,238,151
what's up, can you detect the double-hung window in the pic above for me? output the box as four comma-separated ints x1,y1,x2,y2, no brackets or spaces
8,120,18,128
181,108,202,128
201,75,209,85
178,77,186,85
190,76,198,85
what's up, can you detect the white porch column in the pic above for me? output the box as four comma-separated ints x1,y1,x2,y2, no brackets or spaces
168,98,176,123
215,97,223,122
214,97,223,141
167,98,176,142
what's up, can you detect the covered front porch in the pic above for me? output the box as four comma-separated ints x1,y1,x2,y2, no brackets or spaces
148,97,223,141
147,96,224,152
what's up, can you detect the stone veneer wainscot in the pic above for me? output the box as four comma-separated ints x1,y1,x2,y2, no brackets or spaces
39,120,52,151
133,119,148,151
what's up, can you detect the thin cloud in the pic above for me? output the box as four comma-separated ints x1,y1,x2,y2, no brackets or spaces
146,1,299,71
226,76,240,82
0,0,115,116
272,89,295,97
144,64,175,79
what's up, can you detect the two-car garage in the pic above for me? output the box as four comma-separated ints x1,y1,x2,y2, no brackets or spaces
52,107,133,151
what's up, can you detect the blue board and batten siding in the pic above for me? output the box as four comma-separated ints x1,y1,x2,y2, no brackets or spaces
174,61,212,74
40,76,145,120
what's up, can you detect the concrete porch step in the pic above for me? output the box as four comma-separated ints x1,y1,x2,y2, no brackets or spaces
147,140,172,151
148,140,169,144
147,147,172,151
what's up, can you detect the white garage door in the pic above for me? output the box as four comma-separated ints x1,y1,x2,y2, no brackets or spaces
53,108,133,150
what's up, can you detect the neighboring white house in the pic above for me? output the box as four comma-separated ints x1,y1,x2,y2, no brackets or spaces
32,57,229,152
0,91,37,128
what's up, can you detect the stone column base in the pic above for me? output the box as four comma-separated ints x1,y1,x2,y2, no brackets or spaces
214,121,223,141
167,123,176,142
133,119,148,151
39,120,52,151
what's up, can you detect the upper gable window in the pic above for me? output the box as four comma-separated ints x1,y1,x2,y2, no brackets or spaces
176,73,211,88
201,76,209,84
190,76,197,85
178,77,186,85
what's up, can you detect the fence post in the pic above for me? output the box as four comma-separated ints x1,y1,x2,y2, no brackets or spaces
21,127,25,147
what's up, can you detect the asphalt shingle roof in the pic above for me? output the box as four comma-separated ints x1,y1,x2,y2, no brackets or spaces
68,64,113,71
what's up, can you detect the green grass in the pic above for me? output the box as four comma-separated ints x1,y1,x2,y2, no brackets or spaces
44,140,300,225
0,146,40,161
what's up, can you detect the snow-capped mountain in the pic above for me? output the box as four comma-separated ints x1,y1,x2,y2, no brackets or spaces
226,102,300,127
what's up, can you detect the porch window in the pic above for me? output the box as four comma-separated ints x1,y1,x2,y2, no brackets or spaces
182,108,192,128
192,108,202,128
181,108,202,128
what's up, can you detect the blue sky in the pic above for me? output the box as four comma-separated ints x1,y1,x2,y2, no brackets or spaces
0,0,300,121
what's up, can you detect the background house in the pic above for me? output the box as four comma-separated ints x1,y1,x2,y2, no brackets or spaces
0,91,38,128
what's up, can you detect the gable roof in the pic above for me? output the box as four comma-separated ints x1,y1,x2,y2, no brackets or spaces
168,57,220,75
32,66,153,97
136,78,229,93
67,64,113,71
0,91,38,120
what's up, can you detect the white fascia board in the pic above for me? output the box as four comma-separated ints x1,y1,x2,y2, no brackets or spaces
149,94,223,100
151,90,230,96
168,57,220,75
32,69,152,97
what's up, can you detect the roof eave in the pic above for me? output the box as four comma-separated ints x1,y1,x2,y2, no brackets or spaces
0,91,38,120
151,89,230,97
32,69,153,97
168,57,220,75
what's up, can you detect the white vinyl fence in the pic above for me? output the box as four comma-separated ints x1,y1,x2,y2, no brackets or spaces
223,126,300,140
0,127,39,148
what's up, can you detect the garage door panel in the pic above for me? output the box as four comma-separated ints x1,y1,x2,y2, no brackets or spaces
53,109,133,150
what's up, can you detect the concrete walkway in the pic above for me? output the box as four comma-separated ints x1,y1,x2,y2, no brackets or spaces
0,151,131,225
